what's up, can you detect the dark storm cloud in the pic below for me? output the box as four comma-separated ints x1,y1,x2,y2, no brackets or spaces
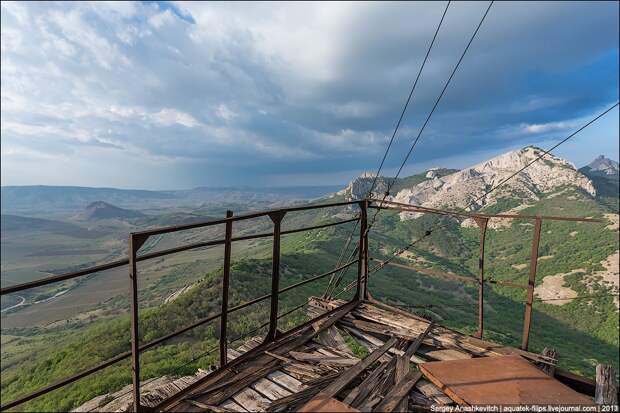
1,1,618,188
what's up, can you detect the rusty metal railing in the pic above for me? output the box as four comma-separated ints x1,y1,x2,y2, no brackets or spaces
0,199,367,412
365,199,602,350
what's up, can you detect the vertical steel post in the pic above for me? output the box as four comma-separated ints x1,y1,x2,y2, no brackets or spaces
363,202,370,300
129,233,147,413
521,217,542,351
266,211,285,342
475,217,488,339
356,200,368,301
219,210,233,368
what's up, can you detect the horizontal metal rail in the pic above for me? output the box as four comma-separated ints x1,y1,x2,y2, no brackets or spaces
0,258,130,296
369,199,603,222
1,218,359,296
132,200,360,237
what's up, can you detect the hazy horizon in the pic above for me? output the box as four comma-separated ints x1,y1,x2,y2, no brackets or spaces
0,148,617,192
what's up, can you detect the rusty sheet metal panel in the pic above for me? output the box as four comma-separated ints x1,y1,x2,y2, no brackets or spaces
419,355,594,405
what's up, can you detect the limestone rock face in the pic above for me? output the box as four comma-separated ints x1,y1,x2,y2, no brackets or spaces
586,155,619,176
391,147,595,220
336,172,389,201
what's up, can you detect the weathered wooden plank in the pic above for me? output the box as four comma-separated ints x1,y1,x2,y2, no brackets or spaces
251,377,292,401
231,387,270,412
357,396,380,412
311,337,398,401
404,323,434,360
185,399,234,412
394,356,410,413
316,326,354,356
281,365,323,381
268,372,341,412
163,301,356,412
183,301,354,408
353,303,552,364
313,343,359,361
395,356,409,383
343,360,388,406
221,399,248,412
415,379,452,405
373,371,423,412
264,351,324,373
595,364,618,405
537,347,558,377
289,351,358,367
341,325,426,364
266,370,305,393
341,317,436,347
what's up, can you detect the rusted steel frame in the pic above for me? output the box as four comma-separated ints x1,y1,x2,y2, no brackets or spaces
368,199,602,223
2,218,360,297
278,258,359,294
266,211,286,342
0,257,130,295
129,233,147,412
132,200,361,237
231,217,360,243
219,211,233,368
356,200,368,301
368,200,469,219
522,217,542,351
475,217,488,339
154,299,358,412
363,203,370,300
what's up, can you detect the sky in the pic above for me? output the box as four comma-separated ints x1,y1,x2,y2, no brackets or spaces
1,1,618,190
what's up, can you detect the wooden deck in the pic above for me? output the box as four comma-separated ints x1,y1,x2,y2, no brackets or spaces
151,297,595,412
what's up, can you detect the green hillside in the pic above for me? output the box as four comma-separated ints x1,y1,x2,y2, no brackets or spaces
1,187,618,411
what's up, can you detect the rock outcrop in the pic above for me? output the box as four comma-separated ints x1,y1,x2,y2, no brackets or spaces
584,155,619,177
391,146,595,218
335,172,390,201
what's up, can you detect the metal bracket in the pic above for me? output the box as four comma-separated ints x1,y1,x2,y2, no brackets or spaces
268,210,286,224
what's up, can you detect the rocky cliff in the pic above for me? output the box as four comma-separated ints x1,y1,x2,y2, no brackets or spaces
338,146,597,218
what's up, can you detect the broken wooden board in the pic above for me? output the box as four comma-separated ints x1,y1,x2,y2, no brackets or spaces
221,399,247,412
374,370,422,412
316,326,354,356
352,302,554,365
299,397,360,412
231,387,270,412
420,355,595,405
415,379,452,405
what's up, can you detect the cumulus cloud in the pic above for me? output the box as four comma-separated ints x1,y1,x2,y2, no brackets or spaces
0,1,618,188
520,121,579,135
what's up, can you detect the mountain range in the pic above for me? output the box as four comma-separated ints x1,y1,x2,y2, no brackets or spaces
337,148,617,216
